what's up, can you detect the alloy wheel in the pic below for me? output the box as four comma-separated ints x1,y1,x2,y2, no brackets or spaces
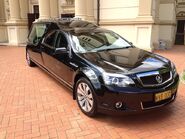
77,82,94,112
26,51,31,65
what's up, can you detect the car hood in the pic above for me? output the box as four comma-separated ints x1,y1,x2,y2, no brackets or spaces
78,47,170,74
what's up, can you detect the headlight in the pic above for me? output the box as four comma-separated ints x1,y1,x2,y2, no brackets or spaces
103,73,135,87
83,68,99,83
171,62,177,77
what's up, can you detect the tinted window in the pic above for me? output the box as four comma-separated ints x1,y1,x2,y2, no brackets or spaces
55,33,68,48
44,31,58,48
72,31,131,53
28,24,46,45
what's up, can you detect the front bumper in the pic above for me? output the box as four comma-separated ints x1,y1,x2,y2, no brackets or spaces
96,75,179,115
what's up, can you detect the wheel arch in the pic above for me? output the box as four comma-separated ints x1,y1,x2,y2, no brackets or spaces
73,67,101,100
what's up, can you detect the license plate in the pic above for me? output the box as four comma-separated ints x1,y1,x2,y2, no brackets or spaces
155,90,172,102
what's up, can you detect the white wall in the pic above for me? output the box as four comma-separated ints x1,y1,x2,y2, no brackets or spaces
103,24,153,51
7,26,28,45
159,3,176,21
99,0,139,20
102,25,136,43
0,26,8,42
159,26,175,40
158,2,176,48
96,0,154,51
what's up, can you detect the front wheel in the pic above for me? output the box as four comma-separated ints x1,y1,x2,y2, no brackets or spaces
26,50,36,67
75,78,97,117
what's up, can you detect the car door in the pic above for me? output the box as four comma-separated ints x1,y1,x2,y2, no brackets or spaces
41,31,74,85
27,23,47,66
53,32,74,85
41,30,58,71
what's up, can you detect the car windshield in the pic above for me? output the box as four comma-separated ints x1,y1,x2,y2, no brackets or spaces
72,31,132,53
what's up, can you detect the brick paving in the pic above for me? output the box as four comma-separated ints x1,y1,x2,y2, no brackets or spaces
0,45,184,139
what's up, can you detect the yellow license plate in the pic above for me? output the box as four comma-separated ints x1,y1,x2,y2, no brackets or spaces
155,90,172,102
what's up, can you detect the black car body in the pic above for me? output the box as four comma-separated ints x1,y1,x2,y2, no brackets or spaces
26,18,179,116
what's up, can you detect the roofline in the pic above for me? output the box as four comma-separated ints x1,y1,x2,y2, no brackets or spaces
33,18,82,24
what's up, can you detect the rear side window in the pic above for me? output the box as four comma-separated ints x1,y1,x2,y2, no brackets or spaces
44,31,58,48
55,33,68,48
28,24,46,45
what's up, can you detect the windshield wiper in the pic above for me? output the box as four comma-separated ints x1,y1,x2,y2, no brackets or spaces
98,46,132,52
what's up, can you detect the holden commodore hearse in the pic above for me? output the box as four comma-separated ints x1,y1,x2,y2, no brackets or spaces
26,18,179,117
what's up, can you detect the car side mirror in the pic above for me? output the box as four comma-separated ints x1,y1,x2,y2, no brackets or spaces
55,47,67,55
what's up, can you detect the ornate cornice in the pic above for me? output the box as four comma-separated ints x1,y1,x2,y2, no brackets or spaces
5,20,28,26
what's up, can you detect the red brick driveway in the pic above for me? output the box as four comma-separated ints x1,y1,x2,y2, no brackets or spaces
0,45,185,139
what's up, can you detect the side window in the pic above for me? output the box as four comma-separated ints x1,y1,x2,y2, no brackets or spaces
44,31,58,48
28,24,46,45
55,33,68,48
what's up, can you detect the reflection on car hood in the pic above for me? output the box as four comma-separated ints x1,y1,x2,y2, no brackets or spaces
78,48,170,74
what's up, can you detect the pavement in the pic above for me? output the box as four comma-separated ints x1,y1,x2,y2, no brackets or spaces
0,45,185,139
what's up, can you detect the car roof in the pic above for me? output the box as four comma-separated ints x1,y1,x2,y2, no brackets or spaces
33,18,110,35
34,18,95,29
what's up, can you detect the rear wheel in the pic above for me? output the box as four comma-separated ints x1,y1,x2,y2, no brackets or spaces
75,78,97,117
26,51,36,67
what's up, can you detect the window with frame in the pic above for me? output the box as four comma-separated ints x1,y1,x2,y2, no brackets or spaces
55,33,68,48
28,24,46,45
44,31,58,48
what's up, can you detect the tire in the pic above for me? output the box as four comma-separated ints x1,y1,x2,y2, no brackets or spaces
75,78,97,117
26,50,36,67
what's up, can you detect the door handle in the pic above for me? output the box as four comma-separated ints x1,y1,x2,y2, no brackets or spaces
69,62,78,68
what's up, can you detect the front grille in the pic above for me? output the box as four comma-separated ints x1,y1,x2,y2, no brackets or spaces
137,70,172,87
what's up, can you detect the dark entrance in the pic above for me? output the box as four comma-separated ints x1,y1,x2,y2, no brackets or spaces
33,5,39,14
28,13,39,30
175,20,185,45
27,5,40,30
61,13,75,18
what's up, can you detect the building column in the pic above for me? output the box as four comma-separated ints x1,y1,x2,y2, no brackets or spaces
50,0,59,18
9,0,21,21
138,0,153,17
86,0,94,22
38,0,50,19
158,0,177,48
19,0,29,20
0,0,8,43
0,0,6,22
134,0,154,51
6,0,29,45
75,0,87,19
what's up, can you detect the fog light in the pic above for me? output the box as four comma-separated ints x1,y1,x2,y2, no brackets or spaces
115,102,123,109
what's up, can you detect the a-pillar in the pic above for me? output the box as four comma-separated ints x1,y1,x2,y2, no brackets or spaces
75,0,87,20
0,0,8,43
135,0,154,51
86,0,94,22
6,0,29,45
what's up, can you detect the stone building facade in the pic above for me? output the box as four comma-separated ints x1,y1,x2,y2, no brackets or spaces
0,0,184,51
